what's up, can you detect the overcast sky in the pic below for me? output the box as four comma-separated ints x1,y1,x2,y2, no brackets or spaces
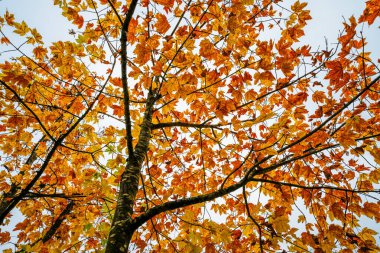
0,0,379,53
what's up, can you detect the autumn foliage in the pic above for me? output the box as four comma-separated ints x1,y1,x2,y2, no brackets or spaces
0,0,380,252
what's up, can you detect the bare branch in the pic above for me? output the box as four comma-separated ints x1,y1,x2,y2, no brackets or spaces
249,178,380,193
152,121,222,130
120,0,139,160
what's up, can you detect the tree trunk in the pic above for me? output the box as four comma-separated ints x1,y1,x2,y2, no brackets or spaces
105,90,156,252
105,163,140,252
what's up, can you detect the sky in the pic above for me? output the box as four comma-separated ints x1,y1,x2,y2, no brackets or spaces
0,0,379,50
0,0,379,251
0,0,379,61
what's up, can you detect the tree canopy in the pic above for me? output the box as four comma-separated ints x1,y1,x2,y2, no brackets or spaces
0,0,380,252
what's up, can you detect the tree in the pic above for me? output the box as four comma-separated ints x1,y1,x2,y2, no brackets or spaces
0,0,379,252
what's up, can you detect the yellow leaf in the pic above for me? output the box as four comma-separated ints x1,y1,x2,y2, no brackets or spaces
14,21,29,36
272,216,290,233
358,228,377,243
30,28,43,44
5,11,15,25
253,111,276,124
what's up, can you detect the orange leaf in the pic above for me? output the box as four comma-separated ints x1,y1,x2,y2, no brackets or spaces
33,46,48,60
155,13,171,34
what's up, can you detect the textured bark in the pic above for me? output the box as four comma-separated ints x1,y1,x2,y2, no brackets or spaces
42,201,75,243
120,0,139,160
105,90,156,252
105,163,140,252
104,0,141,251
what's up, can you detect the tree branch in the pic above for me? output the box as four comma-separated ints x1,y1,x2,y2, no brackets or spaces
131,177,245,230
41,201,75,243
277,74,380,154
107,0,123,25
120,0,138,160
249,178,380,193
18,200,75,252
24,193,86,199
131,143,339,230
0,141,61,225
0,66,110,225
0,80,55,141
151,121,222,130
